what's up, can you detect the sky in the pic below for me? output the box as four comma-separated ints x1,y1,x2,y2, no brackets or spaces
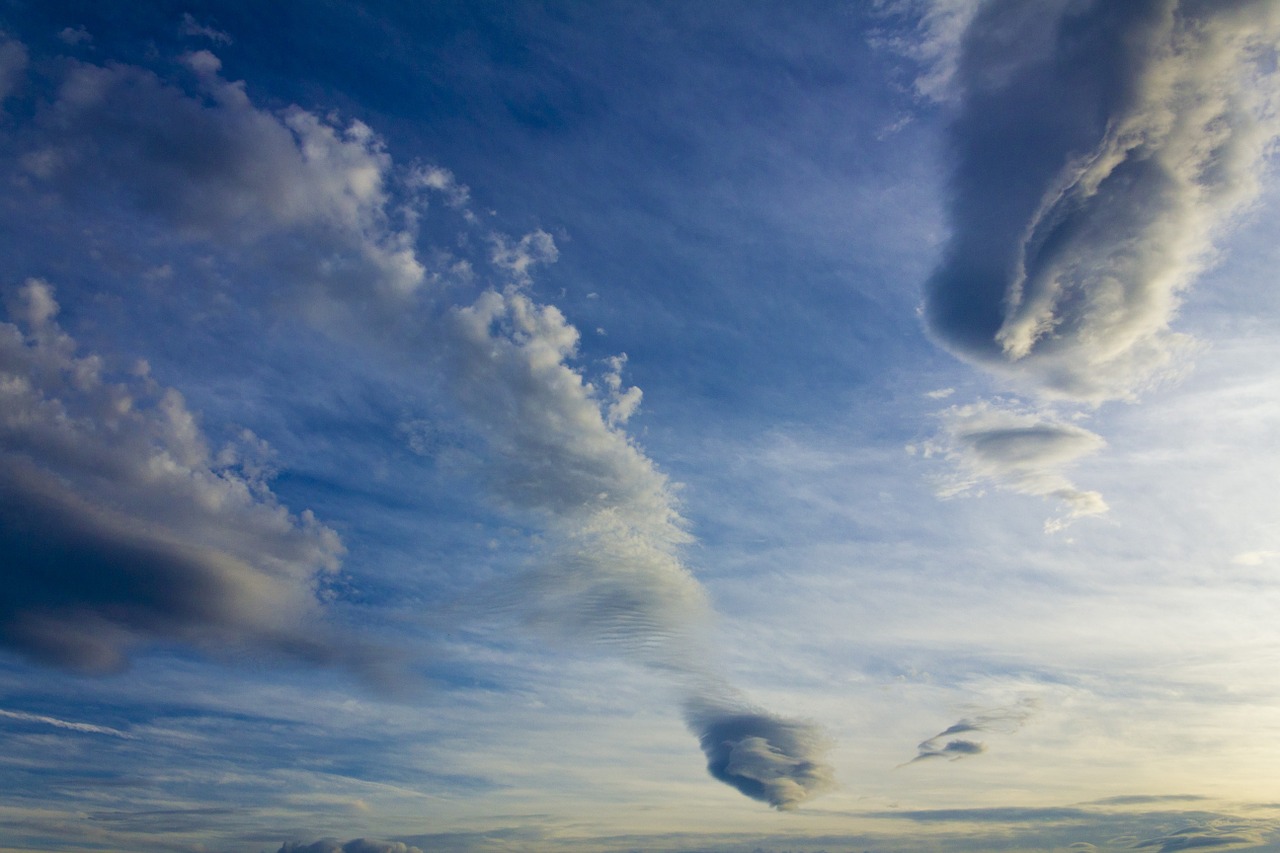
2,1,1280,851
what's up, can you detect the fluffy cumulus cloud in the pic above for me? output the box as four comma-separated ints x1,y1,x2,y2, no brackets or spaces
0,280,345,671
917,402,1107,531
924,0,1280,402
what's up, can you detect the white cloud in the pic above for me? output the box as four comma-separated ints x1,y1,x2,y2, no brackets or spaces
923,401,1107,532
0,707,133,738
489,230,559,286
448,286,834,806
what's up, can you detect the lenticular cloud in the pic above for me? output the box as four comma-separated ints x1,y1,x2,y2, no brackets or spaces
925,0,1280,402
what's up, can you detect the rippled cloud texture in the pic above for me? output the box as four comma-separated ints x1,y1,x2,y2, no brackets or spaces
2,3,1279,852
0,34,831,810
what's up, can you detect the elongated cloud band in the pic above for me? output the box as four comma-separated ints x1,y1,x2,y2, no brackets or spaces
925,0,1280,402
1,41,832,807
448,286,833,808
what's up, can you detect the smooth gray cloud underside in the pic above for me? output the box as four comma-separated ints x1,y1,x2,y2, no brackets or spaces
925,0,1279,401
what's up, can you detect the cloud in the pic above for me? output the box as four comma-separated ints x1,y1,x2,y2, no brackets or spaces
180,13,232,45
905,698,1036,765
918,402,1107,531
0,280,347,672
489,229,559,286
685,697,835,810
3,40,834,807
924,0,1280,403
872,0,984,102
0,32,28,102
279,840,423,853
1133,825,1269,852
20,50,423,298
0,708,133,738
448,287,833,806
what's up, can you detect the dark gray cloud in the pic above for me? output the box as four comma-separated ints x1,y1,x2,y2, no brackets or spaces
684,697,834,810
1133,825,1269,852
925,0,1280,402
0,280,347,671
279,840,423,853
905,698,1036,765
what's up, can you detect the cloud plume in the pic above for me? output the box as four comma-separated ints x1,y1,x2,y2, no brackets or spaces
448,285,834,807
924,0,1280,402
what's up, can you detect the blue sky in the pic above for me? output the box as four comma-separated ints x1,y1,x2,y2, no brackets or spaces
3,2,1280,851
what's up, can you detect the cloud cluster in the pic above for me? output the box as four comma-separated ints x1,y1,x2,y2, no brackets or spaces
925,0,1280,402
3,38,834,807
0,280,344,671
905,699,1037,765
918,402,1107,531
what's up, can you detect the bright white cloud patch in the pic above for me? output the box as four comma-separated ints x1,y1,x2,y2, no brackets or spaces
0,280,345,671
